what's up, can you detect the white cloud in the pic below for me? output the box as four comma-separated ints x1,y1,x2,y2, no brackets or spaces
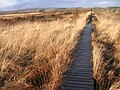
0,0,120,10
0,0,17,9
98,1,109,4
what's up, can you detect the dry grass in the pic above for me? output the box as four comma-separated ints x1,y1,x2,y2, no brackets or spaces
92,8,120,90
0,8,89,25
0,9,87,90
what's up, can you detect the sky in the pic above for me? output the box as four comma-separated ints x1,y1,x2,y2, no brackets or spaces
0,0,120,10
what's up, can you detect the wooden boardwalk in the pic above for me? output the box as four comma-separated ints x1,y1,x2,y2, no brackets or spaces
62,23,94,90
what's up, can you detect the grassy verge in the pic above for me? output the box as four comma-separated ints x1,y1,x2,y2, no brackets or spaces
92,8,120,90
0,9,87,90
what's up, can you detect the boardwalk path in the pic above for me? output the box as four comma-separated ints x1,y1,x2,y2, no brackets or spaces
62,23,94,90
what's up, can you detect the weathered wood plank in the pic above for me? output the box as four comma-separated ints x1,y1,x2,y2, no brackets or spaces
62,23,94,90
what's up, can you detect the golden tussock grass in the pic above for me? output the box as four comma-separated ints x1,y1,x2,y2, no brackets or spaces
0,9,87,90
92,8,120,90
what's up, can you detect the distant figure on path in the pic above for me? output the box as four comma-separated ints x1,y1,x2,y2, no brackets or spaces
86,11,98,24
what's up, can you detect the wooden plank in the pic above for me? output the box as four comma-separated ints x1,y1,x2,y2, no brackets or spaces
62,23,94,90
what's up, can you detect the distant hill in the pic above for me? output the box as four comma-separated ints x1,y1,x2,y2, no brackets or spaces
0,7,119,15
0,8,77,15
0,8,57,15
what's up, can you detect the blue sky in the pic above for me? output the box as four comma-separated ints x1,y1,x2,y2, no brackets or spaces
0,0,120,10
